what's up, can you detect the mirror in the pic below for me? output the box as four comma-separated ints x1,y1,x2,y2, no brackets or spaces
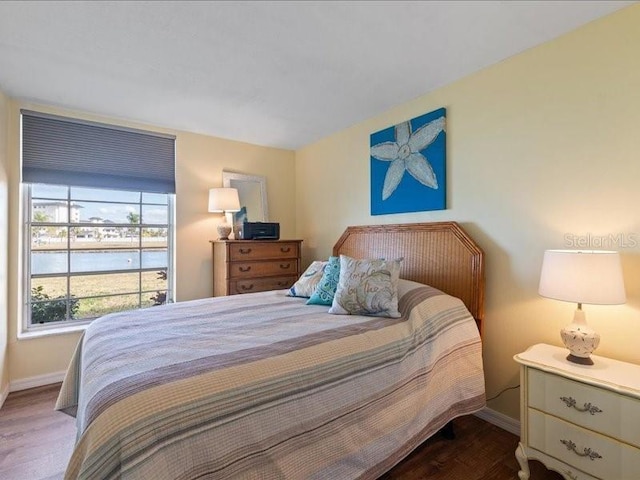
222,171,269,222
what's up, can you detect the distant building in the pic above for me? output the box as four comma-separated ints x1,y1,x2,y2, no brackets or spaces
33,201,82,223
78,217,120,239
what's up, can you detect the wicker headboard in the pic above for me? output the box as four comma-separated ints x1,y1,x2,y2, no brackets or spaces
333,222,485,331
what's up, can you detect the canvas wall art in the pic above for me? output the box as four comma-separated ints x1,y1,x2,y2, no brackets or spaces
370,107,446,215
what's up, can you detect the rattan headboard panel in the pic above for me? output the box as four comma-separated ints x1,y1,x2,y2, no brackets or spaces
333,222,484,331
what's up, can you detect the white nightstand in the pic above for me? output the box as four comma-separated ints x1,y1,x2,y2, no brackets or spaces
514,343,640,480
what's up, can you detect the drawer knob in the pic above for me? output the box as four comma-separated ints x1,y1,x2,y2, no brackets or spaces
240,284,254,291
280,263,291,269
560,439,602,461
560,396,603,415
239,248,252,254
239,266,251,272
280,247,291,253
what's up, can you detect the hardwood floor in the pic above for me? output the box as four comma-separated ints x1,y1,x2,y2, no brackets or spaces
0,384,75,480
0,384,562,480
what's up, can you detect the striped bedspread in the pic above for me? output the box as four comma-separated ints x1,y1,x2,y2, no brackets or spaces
56,282,485,480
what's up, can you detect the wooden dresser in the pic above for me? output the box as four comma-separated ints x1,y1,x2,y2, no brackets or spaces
514,343,640,480
211,239,302,296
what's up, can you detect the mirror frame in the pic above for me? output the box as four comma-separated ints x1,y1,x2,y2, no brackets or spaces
222,171,269,222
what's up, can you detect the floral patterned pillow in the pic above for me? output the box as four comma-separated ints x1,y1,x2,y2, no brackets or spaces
328,255,402,318
287,260,328,298
306,256,341,306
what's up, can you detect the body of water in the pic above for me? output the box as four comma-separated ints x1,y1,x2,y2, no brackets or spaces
32,250,167,275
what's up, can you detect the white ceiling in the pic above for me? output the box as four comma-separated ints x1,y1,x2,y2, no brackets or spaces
0,1,634,150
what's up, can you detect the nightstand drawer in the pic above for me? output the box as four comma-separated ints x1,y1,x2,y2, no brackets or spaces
529,368,640,448
230,276,297,294
229,260,298,279
229,242,299,261
528,409,640,480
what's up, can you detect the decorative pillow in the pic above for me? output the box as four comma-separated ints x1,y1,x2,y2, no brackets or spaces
287,260,328,298
306,256,340,305
328,255,403,318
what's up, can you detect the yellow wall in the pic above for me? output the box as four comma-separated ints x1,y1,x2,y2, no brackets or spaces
0,89,8,403
5,101,295,384
174,131,296,301
295,5,640,419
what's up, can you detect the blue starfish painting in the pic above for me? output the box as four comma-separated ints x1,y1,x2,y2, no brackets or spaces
370,108,446,215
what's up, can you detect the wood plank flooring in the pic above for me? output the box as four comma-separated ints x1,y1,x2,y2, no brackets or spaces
0,384,562,480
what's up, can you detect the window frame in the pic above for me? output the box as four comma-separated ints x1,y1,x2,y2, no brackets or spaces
22,183,175,333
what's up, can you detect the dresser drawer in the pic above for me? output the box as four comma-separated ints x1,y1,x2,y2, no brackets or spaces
229,259,298,279
230,276,297,294
213,239,302,297
529,368,640,448
229,242,299,261
528,409,640,480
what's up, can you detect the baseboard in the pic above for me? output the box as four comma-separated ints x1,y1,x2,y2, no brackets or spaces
0,382,9,409
9,370,66,393
474,407,520,436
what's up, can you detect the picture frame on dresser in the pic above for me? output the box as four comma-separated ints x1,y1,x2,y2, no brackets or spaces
514,343,640,480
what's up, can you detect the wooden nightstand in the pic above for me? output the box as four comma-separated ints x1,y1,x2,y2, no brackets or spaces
211,239,302,296
514,344,640,480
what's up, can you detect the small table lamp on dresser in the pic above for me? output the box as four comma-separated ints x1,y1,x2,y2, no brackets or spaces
208,187,240,240
538,249,626,365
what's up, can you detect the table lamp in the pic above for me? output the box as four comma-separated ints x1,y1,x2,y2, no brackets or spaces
208,187,240,240
538,249,625,365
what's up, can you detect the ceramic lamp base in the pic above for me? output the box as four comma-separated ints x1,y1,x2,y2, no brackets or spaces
216,224,232,240
565,353,595,365
560,307,600,366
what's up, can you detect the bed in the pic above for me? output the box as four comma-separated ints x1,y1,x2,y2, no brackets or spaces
56,221,486,480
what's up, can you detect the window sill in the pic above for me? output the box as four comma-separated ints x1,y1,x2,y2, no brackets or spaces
18,322,89,340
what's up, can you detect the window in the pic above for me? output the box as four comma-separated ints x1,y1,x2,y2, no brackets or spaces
21,110,175,330
26,184,173,327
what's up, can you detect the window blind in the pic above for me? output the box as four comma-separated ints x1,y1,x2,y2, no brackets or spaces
21,110,176,194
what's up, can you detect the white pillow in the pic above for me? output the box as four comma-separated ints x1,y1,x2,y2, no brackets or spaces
328,255,402,317
287,260,328,298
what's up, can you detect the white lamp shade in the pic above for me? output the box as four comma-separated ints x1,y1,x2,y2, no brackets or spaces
208,188,240,213
539,250,626,305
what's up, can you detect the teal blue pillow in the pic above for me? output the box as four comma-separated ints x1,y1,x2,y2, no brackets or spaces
306,256,340,306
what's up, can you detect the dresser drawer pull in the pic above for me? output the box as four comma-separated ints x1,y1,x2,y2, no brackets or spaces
565,471,578,480
239,248,252,254
279,263,291,269
280,246,291,253
560,396,603,415
560,439,602,461
240,284,254,291
239,266,251,272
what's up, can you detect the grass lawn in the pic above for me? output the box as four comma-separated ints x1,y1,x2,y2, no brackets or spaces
32,270,166,320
